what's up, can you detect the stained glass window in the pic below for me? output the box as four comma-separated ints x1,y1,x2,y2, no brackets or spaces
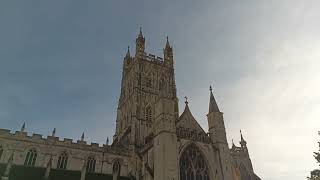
180,144,209,180
24,149,37,166
57,151,68,169
86,156,96,173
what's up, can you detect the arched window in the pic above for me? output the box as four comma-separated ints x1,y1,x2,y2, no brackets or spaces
57,151,68,169
24,149,37,166
113,160,121,179
0,145,3,160
86,156,96,173
145,106,152,122
179,144,209,180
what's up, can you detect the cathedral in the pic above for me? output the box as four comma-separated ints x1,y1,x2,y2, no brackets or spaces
0,29,261,180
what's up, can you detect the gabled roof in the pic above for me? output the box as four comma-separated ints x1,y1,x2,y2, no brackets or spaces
176,102,206,134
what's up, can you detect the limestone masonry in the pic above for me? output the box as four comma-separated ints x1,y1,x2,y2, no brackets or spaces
0,29,261,180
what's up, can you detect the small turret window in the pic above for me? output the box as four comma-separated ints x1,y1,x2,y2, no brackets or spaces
86,156,96,173
57,151,68,169
24,149,37,166
145,106,152,122
0,145,3,160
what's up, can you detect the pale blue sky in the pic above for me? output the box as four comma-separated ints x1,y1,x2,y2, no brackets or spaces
1,1,320,180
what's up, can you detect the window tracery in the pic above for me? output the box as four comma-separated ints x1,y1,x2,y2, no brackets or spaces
86,156,96,173
24,149,37,166
57,151,68,169
180,144,209,180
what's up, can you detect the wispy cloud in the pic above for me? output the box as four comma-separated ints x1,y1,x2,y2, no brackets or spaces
0,1,319,180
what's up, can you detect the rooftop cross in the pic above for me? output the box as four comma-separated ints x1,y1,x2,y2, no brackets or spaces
184,96,188,105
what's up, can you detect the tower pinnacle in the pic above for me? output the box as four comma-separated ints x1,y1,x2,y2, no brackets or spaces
21,122,25,132
138,27,143,38
240,130,247,148
208,85,220,113
81,132,85,141
165,36,171,49
135,27,145,58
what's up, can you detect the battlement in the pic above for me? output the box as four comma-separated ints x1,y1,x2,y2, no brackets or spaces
0,128,111,151
142,53,164,64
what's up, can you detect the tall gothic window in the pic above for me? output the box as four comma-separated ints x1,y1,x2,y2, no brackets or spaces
86,156,96,173
24,149,37,166
0,145,3,160
113,160,121,179
179,144,209,180
57,151,68,169
145,106,152,122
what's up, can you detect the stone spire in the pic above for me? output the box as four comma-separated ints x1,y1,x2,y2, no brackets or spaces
232,139,236,149
21,122,25,132
52,128,56,137
106,137,109,145
165,36,171,49
163,36,173,67
81,132,85,141
125,46,130,58
209,85,220,113
138,27,143,38
240,130,247,148
135,27,145,58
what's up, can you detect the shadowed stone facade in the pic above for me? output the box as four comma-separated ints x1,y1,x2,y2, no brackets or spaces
0,30,261,180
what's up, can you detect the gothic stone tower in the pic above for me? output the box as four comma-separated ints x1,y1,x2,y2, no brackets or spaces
111,29,260,180
113,29,178,148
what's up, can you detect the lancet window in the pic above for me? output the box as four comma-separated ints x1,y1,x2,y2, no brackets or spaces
24,149,37,166
86,156,96,173
57,151,68,169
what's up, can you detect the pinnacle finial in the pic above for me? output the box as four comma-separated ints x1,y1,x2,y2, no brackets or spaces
138,27,143,38
81,132,85,141
126,46,130,57
52,128,56,137
184,96,188,105
165,36,171,49
240,130,247,147
106,137,109,145
208,85,220,113
21,122,25,132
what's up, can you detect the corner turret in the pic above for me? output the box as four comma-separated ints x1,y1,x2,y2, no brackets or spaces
207,86,227,144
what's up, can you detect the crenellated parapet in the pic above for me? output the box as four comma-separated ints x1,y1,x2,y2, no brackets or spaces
0,128,131,156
